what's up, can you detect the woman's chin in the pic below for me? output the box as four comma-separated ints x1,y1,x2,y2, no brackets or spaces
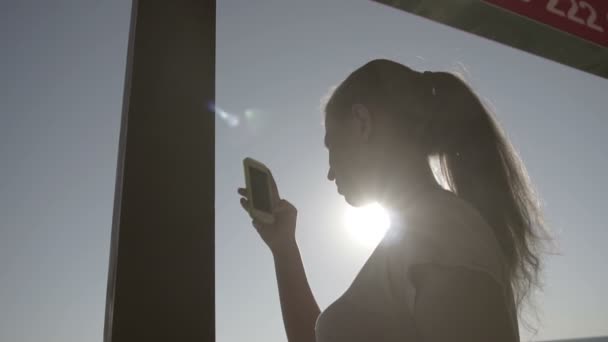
343,192,374,208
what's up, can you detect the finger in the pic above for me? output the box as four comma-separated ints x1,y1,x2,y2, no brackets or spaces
240,197,249,211
280,199,293,208
237,187,248,197
252,219,264,232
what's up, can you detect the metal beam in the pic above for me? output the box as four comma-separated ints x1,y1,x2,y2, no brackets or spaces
104,1,215,341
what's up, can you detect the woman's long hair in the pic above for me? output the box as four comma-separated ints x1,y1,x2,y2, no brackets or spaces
324,59,551,330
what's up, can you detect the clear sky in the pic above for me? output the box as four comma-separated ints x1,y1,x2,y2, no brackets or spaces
0,1,606,342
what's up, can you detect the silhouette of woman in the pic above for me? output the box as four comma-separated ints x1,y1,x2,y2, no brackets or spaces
238,59,549,342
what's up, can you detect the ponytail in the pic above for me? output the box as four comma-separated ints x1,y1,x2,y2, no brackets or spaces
420,71,550,323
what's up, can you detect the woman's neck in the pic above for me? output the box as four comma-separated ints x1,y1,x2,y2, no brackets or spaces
373,158,447,227
375,154,442,205
381,180,444,211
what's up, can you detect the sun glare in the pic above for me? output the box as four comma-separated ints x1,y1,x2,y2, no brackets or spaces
343,203,391,248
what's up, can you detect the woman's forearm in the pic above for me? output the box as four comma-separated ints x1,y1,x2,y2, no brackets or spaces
272,241,321,342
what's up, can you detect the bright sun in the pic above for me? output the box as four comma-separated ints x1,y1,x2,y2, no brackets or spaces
343,202,391,248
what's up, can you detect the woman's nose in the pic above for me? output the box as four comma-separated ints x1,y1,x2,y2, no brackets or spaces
327,168,335,181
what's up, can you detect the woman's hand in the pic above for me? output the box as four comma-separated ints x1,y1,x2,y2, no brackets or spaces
238,185,298,255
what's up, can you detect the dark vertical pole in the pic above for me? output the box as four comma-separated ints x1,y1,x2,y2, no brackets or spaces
104,1,215,341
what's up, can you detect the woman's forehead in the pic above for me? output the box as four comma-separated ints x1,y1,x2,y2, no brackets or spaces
324,117,351,148
324,121,336,148
324,113,342,131
324,116,339,138
324,124,336,144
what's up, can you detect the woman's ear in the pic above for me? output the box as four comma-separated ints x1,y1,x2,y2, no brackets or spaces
351,103,373,143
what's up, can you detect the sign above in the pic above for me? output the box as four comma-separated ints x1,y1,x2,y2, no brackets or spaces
484,0,608,48
372,0,608,80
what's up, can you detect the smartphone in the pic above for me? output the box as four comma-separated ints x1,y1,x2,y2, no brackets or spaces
243,157,276,224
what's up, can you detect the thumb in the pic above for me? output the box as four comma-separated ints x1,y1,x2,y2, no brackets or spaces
273,199,288,213
269,173,280,202
274,199,296,214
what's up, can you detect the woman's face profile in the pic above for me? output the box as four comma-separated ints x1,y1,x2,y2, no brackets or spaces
324,105,375,207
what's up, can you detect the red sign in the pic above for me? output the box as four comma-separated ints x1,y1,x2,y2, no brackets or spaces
483,0,608,48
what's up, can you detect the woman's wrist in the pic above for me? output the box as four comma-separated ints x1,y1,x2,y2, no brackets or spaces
271,239,299,259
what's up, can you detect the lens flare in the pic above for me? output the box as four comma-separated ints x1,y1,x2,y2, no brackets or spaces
208,101,240,127
343,202,391,248
244,108,258,120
